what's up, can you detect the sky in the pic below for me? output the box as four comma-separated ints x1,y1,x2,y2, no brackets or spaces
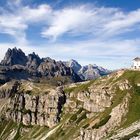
0,0,140,69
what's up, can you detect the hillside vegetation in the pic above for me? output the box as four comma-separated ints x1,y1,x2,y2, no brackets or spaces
0,70,140,140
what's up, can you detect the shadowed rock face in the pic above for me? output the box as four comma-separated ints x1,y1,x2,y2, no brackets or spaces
0,81,20,98
0,48,82,84
0,48,110,84
26,52,42,70
1,47,28,66
38,59,71,77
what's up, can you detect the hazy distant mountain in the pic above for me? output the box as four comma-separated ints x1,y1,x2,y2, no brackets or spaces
64,59,82,73
65,59,110,80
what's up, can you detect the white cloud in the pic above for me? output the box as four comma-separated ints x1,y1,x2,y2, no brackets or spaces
0,1,52,44
0,13,27,44
104,9,140,35
0,37,139,69
41,5,140,40
21,4,52,23
1,2,140,41
1,2,140,69
41,6,95,39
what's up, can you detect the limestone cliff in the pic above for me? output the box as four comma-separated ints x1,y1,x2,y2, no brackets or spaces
0,81,66,128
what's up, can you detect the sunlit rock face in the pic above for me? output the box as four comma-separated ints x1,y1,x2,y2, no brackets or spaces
3,81,66,128
0,70,140,140
64,59,110,80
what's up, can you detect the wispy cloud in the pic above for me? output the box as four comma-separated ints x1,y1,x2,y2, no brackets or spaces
0,1,52,44
103,9,140,36
0,37,139,69
0,1,140,69
41,5,140,40
41,5,95,39
1,2,140,41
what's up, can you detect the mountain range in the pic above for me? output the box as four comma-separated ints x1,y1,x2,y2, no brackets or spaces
0,47,110,84
65,59,110,80
0,48,140,140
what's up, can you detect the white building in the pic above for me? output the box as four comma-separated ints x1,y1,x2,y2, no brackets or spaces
132,57,140,69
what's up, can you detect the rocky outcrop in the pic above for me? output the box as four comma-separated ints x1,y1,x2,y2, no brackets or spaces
82,85,113,112
80,93,131,140
130,136,140,140
64,82,113,114
26,52,42,70
0,70,139,140
38,58,71,77
0,81,20,98
118,80,131,90
4,85,66,128
110,121,140,139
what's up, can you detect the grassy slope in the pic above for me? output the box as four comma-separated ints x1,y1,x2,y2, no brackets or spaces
119,71,140,128
62,70,140,139
1,70,140,140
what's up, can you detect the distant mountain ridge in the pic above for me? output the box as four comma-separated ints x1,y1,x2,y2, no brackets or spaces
0,48,110,84
64,59,110,80
0,48,81,84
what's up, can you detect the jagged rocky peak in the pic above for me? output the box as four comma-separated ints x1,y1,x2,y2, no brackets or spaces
1,47,28,66
27,52,41,61
65,59,110,80
38,58,71,77
78,64,110,80
0,48,82,84
65,59,82,73
0,48,110,85
78,64,101,80
26,52,42,69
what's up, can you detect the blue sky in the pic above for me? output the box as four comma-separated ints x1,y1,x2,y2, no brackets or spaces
0,0,140,69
